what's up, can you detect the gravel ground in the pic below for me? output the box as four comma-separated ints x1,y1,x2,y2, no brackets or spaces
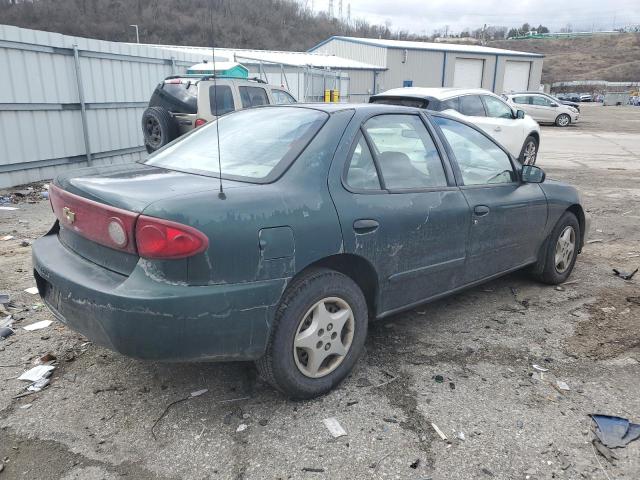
0,103,639,480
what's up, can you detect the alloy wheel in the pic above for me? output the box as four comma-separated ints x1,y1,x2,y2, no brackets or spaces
554,226,576,273
293,297,355,378
144,117,162,148
557,114,570,127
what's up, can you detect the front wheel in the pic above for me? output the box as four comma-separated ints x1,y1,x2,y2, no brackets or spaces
519,136,538,165
532,211,580,285
256,268,368,399
555,113,571,127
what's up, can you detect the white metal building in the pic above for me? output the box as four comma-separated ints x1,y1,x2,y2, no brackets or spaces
144,45,386,102
309,36,544,98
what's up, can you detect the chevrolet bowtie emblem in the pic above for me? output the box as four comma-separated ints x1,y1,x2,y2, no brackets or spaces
63,206,76,224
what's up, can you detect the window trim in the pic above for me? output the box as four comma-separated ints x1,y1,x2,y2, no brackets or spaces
271,89,297,104
431,113,519,188
341,131,386,194
208,84,236,116
346,113,454,194
454,94,488,117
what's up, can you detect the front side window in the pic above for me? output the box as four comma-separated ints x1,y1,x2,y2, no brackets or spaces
512,96,530,104
363,114,447,189
532,95,552,106
482,95,514,119
346,135,381,190
146,107,327,181
458,95,486,116
272,89,297,104
239,86,269,108
209,85,235,116
434,116,515,186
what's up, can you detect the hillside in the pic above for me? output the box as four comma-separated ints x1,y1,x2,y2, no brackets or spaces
492,34,640,84
0,0,424,51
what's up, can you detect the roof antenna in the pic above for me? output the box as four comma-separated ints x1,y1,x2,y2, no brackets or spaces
209,0,226,200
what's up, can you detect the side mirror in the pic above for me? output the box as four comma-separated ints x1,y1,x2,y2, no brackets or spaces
521,165,545,183
516,109,525,119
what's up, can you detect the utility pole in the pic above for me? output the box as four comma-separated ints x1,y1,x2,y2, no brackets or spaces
339,0,342,19
130,24,140,43
328,0,333,18
347,3,350,22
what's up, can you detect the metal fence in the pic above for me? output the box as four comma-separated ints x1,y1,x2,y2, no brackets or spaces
0,25,214,189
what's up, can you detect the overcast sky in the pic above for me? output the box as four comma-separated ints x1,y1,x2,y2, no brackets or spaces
310,0,640,35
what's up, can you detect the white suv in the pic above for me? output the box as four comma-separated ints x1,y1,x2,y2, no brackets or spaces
503,92,579,127
370,87,541,165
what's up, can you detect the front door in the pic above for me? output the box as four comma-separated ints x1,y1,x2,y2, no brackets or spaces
433,115,548,283
329,113,470,314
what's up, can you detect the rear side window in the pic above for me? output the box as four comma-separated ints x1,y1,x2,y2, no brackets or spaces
532,95,552,106
209,85,235,116
458,95,486,116
346,135,381,190
149,82,197,114
363,114,447,189
272,89,297,104
239,86,269,108
512,96,530,104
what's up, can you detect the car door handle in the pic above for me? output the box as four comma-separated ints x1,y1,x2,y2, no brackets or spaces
353,219,379,232
494,126,502,132
473,205,490,216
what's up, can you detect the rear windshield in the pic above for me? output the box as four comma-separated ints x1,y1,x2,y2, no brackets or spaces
370,96,428,108
145,107,328,182
149,81,198,114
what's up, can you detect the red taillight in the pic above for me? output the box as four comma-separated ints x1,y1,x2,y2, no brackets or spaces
136,216,209,259
49,184,138,254
194,118,207,128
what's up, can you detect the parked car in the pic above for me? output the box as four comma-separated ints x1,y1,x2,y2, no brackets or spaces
33,104,588,399
579,94,592,102
370,88,541,165
142,75,297,153
503,92,580,127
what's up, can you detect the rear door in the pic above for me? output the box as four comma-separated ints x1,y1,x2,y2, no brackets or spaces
329,112,470,315
480,94,525,155
433,115,547,283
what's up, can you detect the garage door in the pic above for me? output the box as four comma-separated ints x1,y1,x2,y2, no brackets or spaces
503,61,531,92
453,58,484,88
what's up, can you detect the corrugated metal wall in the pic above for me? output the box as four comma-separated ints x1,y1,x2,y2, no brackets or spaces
0,25,212,189
312,39,387,68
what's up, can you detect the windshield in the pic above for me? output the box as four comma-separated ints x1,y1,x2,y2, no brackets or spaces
145,107,328,181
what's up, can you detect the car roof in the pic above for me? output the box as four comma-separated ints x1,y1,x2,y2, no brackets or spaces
275,102,423,114
372,87,496,100
506,92,548,96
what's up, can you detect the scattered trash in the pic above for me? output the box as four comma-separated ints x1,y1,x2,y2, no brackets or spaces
24,287,39,295
323,417,347,438
556,381,571,391
1,235,14,241
236,423,248,433
190,389,208,397
18,365,55,382
592,438,617,463
410,459,420,469
27,378,50,392
431,422,448,442
613,267,638,280
0,293,9,304
19,403,32,409
0,326,14,340
302,467,325,473
23,320,52,331
586,239,603,244
532,364,549,372
449,382,455,390
37,353,56,364
591,414,640,448
457,431,466,441
0,206,19,211
433,374,444,383
1,315,12,328
20,240,30,247
627,296,640,306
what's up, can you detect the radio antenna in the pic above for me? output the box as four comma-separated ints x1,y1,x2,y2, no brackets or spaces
209,0,226,199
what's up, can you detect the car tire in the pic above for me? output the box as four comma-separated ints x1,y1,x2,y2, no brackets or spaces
256,267,368,399
532,211,580,285
519,136,538,165
141,106,178,153
555,114,571,127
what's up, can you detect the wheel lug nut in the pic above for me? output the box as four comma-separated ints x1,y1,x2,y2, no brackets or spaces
317,328,324,336
324,343,331,351
316,341,323,349
327,323,333,331
331,332,337,340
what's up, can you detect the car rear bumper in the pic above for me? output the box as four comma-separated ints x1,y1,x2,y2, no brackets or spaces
32,234,287,361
